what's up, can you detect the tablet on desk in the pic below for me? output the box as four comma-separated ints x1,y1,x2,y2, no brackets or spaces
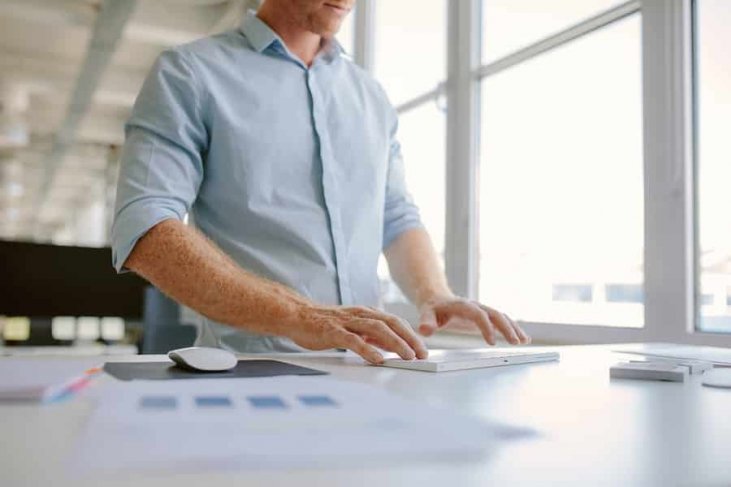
380,349,560,372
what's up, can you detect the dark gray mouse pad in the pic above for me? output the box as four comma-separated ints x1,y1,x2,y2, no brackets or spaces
103,360,328,381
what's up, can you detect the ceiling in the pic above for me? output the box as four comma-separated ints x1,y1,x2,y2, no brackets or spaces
0,0,259,245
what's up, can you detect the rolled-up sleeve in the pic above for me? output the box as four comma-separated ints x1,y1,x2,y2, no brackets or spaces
382,107,424,250
111,48,207,272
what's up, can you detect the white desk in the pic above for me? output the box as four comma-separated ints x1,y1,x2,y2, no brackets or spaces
2,344,730,486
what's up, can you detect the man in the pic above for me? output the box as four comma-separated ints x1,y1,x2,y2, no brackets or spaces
112,0,530,364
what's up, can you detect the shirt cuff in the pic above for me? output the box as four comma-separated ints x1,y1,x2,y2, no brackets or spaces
111,205,183,273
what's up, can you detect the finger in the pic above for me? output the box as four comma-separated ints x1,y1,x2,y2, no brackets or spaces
391,315,429,359
497,311,531,345
418,307,438,338
505,313,522,343
347,318,416,360
385,314,429,359
335,330,384,364
512,319,531,344
492,312,520,345
466,306,496,346
362,308,428,359
475,304,519,344
488,309,520,344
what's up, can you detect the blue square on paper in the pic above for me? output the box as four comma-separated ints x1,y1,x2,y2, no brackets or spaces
140,395,177,410
298,395,338,407
247,396,287,409
195,396,232,407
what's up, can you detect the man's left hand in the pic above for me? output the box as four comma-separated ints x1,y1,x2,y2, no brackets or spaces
417,295,531,345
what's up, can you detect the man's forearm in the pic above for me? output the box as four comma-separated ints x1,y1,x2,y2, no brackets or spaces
125,219,309,335
123,219,429,362
384,227,453,307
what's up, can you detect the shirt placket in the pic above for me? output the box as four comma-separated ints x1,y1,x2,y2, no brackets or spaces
306,65,353,306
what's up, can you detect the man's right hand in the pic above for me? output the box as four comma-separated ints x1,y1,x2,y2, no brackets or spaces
285,305,429,364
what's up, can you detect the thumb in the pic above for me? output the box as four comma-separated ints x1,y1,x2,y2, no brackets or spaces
418,307,438,336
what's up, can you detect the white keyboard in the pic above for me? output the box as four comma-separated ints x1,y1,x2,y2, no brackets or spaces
380,349,560,372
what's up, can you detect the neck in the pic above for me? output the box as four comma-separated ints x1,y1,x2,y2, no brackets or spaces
256,4,322,66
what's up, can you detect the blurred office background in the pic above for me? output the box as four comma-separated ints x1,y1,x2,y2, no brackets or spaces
0,0,729,351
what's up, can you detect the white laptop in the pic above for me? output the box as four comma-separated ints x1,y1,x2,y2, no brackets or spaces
380,348,560,373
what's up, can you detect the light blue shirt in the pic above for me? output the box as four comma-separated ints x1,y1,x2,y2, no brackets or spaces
111,12,423,352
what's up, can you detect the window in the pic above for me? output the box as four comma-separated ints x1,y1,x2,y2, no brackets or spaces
373,0,447,303
478,14,644,327
482,0,628,63
371,0,731,346
695,0,731,333
396,101,446,261
374,0,446,106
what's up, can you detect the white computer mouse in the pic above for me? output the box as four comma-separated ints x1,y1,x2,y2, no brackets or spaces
168,346,238,372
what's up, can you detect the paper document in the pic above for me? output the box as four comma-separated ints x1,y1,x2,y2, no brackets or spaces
74,376,497,472
0,358,102,402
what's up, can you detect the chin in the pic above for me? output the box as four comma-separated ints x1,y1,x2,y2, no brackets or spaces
311,11,344,36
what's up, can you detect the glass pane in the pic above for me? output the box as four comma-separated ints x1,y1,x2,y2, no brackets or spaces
379,102,447,304
696,0,731,332
373,0,447,304
399,103,446,260
374,0,446,106
478,15,644,327
335,8,354,54
482,0,626,64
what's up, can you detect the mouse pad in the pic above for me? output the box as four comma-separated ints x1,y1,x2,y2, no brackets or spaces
103,360,328,381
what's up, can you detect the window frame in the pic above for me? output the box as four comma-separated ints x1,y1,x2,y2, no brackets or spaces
691,0,731,336
476,1,648,343
367,0,731,345
468,0,731,345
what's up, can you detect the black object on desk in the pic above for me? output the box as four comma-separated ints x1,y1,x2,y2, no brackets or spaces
103,360,328,381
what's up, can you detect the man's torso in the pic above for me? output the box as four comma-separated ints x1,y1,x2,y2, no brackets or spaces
167,22,394,351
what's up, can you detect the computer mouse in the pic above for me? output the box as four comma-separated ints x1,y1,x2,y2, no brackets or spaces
168,346,238,372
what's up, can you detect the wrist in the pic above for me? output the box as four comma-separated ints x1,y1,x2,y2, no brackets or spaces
254,283,315,336
278,299,315,331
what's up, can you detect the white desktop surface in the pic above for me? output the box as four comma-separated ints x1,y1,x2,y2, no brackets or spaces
2,344,730,487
